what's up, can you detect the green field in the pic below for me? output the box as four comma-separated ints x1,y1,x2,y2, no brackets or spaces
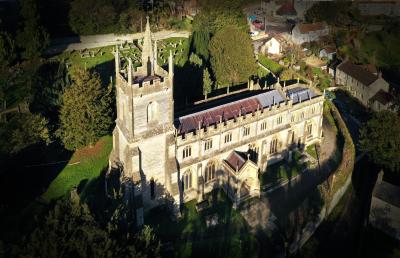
42,136,113,201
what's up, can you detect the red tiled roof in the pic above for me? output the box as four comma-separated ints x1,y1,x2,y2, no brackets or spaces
225,151,247,172
323,46,336,54
276,1,297,16
177,90,286,134
298,22,328,34
178,98,260,134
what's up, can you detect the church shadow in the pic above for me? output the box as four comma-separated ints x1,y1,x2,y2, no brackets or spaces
0,141,73,242
0,141,73,210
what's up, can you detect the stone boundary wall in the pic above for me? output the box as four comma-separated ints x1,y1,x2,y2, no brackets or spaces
289,101,356,254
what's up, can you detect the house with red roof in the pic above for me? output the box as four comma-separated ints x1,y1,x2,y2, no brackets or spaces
291,22,329,45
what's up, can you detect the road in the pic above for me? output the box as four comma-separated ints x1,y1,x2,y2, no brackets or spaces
46,30,190,55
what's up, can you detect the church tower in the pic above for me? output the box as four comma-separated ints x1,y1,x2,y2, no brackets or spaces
109,17,178,225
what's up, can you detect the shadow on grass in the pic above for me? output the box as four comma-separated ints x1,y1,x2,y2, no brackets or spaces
146,188,258,258
0,141,73,241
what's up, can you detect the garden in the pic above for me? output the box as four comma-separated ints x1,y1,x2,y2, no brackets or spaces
260,151,310,187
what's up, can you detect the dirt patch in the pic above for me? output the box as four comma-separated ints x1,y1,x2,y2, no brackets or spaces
69,138,107,164
303,55,326,68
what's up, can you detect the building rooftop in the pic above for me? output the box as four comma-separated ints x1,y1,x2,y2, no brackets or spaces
276,1,297,16
177,89,286,134
225,151,247,172
370,89,393,105
297,22,328,34
286,87,317,104
133,75,162,84
374,180,400,208
337,60,378,86
322,46,336,54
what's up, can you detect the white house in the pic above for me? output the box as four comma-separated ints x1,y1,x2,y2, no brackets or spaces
291,22,329,45
319,47,336,60
261,35,287,55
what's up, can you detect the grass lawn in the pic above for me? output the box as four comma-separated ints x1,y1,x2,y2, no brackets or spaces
146,189,258,258
306,144,319,160
158,37,189,67
258,55,284,75
312,67,332,91
261,151,308,186
53,46,115,70
42,136,112,201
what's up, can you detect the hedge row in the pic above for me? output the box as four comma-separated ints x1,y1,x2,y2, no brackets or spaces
258,55,284,75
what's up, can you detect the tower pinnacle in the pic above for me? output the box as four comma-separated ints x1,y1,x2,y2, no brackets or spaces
142,16,154,76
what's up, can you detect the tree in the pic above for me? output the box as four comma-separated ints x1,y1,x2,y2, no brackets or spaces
304,1,352,25
69,0,117,34
0,32,15,67
189,53,203,67
203,68,213,100
14,190,161,258
31,61,70,118
0,112,50,154
58,69,113,150
16,0,49,59
209,26,257,86
280,69,296,81
191,3,247,61
192,13,212,60
360,111,400,173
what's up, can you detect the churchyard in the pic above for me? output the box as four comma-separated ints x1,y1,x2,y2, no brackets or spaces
52,37,190,72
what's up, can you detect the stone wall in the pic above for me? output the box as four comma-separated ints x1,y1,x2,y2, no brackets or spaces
289,101,356,254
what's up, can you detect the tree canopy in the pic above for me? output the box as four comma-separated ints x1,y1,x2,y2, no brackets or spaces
16,0,49,60
304,1,354,25
209,26,257,86
0,112,50,155
203,67,213,98
58,69,113,150
360,111,400,173
13,190,160,258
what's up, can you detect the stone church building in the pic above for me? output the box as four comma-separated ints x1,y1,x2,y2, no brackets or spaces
108,18,325,225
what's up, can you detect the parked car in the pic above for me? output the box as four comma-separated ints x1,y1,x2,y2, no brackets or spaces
252,20,264,30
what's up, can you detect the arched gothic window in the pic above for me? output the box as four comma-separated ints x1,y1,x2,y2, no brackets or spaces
205,162,216,182
270,138,278,154
147,101,159,122
182,170,192,191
